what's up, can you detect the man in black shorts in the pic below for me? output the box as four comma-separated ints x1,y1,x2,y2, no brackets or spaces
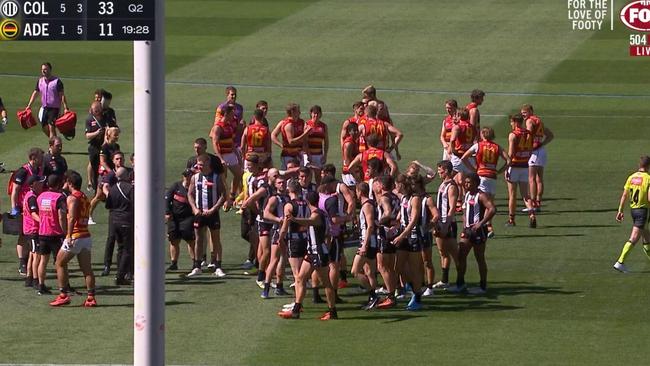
36,174,67,295
278,191,338,320
455,173,496,295
165,169,196,272
352,182,380,310
187,154,226,277
26,62,69,139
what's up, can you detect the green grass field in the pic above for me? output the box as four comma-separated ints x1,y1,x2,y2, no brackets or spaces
1,0,650,364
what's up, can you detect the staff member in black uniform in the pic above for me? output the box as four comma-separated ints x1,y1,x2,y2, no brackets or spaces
85,101,117,191
105,167,134,286
43,136,68,177
165,169,196,272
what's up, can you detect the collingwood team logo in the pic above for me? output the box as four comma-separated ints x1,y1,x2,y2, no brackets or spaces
0,0,19,40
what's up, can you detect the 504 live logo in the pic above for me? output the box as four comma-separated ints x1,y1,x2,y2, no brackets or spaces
568,0,650,56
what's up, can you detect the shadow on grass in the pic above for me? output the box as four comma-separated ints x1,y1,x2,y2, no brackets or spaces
542,224,617,228
340,313,427,323
64,300,195,308
549,208,617,213
487,282,581,298
165,277,226,286
494,233,584,239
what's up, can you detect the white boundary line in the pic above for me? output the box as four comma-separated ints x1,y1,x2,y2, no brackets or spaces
1,73,649,99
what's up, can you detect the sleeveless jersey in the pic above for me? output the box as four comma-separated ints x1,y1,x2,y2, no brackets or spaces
359,199,378,248
16,163,44,208
463,191,485,228
437,180,456,224
270,194,288,234
319,192,342,237
193,172,221,211
361,147,386,181
475,140,501,179
465,101,480,137
363,118,388,150
37,191,65,236
511,127,534,167
22,191,39,235
307,209,329,256
342,135,358,174
280,117,305,157
71,190,91,239
420,194,433,236
342,115,359,141
453,120,474,156
215,120,235,154
246,124,270,154
400,195,422,242
288,198,310,239
443,115,454,143
357,116,368,153
306,119,326,155
528,114,545,149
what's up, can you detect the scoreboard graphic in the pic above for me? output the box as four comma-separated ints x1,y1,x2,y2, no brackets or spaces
0,0,155,40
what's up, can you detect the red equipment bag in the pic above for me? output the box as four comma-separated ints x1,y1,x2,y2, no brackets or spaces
16,109,37,129
55,111,77,140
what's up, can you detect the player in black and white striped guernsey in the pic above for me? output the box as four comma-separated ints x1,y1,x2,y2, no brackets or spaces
375,175,401,309
243,167,279,288
278,191,338,320
413,175,440,297
187,154,227,278
261,175,290,298
351,181,380,310
433,160,460,290
321,164,356,290
456,173,496,295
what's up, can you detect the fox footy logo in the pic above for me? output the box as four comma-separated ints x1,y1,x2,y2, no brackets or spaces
621,0,650,32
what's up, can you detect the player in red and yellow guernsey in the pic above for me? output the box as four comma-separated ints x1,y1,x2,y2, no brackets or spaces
359,104,403,157
613,156,650,273
211,105,244,207
50,171,97,307
439,99,458,161
449,108,475,209
466,89,485,143
521,104,554,212
348,133,398,182
340,101,365,149
461,127,510,237
305,105,329,184
242,108,272,168
505,114,536,228
341,123,361,186
271,103,310,169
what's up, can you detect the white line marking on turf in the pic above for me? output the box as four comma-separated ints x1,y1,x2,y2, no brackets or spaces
113,107,650,119
0,364,193,366
1,73,649,99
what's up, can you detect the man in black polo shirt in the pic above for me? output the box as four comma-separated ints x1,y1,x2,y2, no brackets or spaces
187,137,225,175
43,136,68,177
105,167,134,285
85,101,118,191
